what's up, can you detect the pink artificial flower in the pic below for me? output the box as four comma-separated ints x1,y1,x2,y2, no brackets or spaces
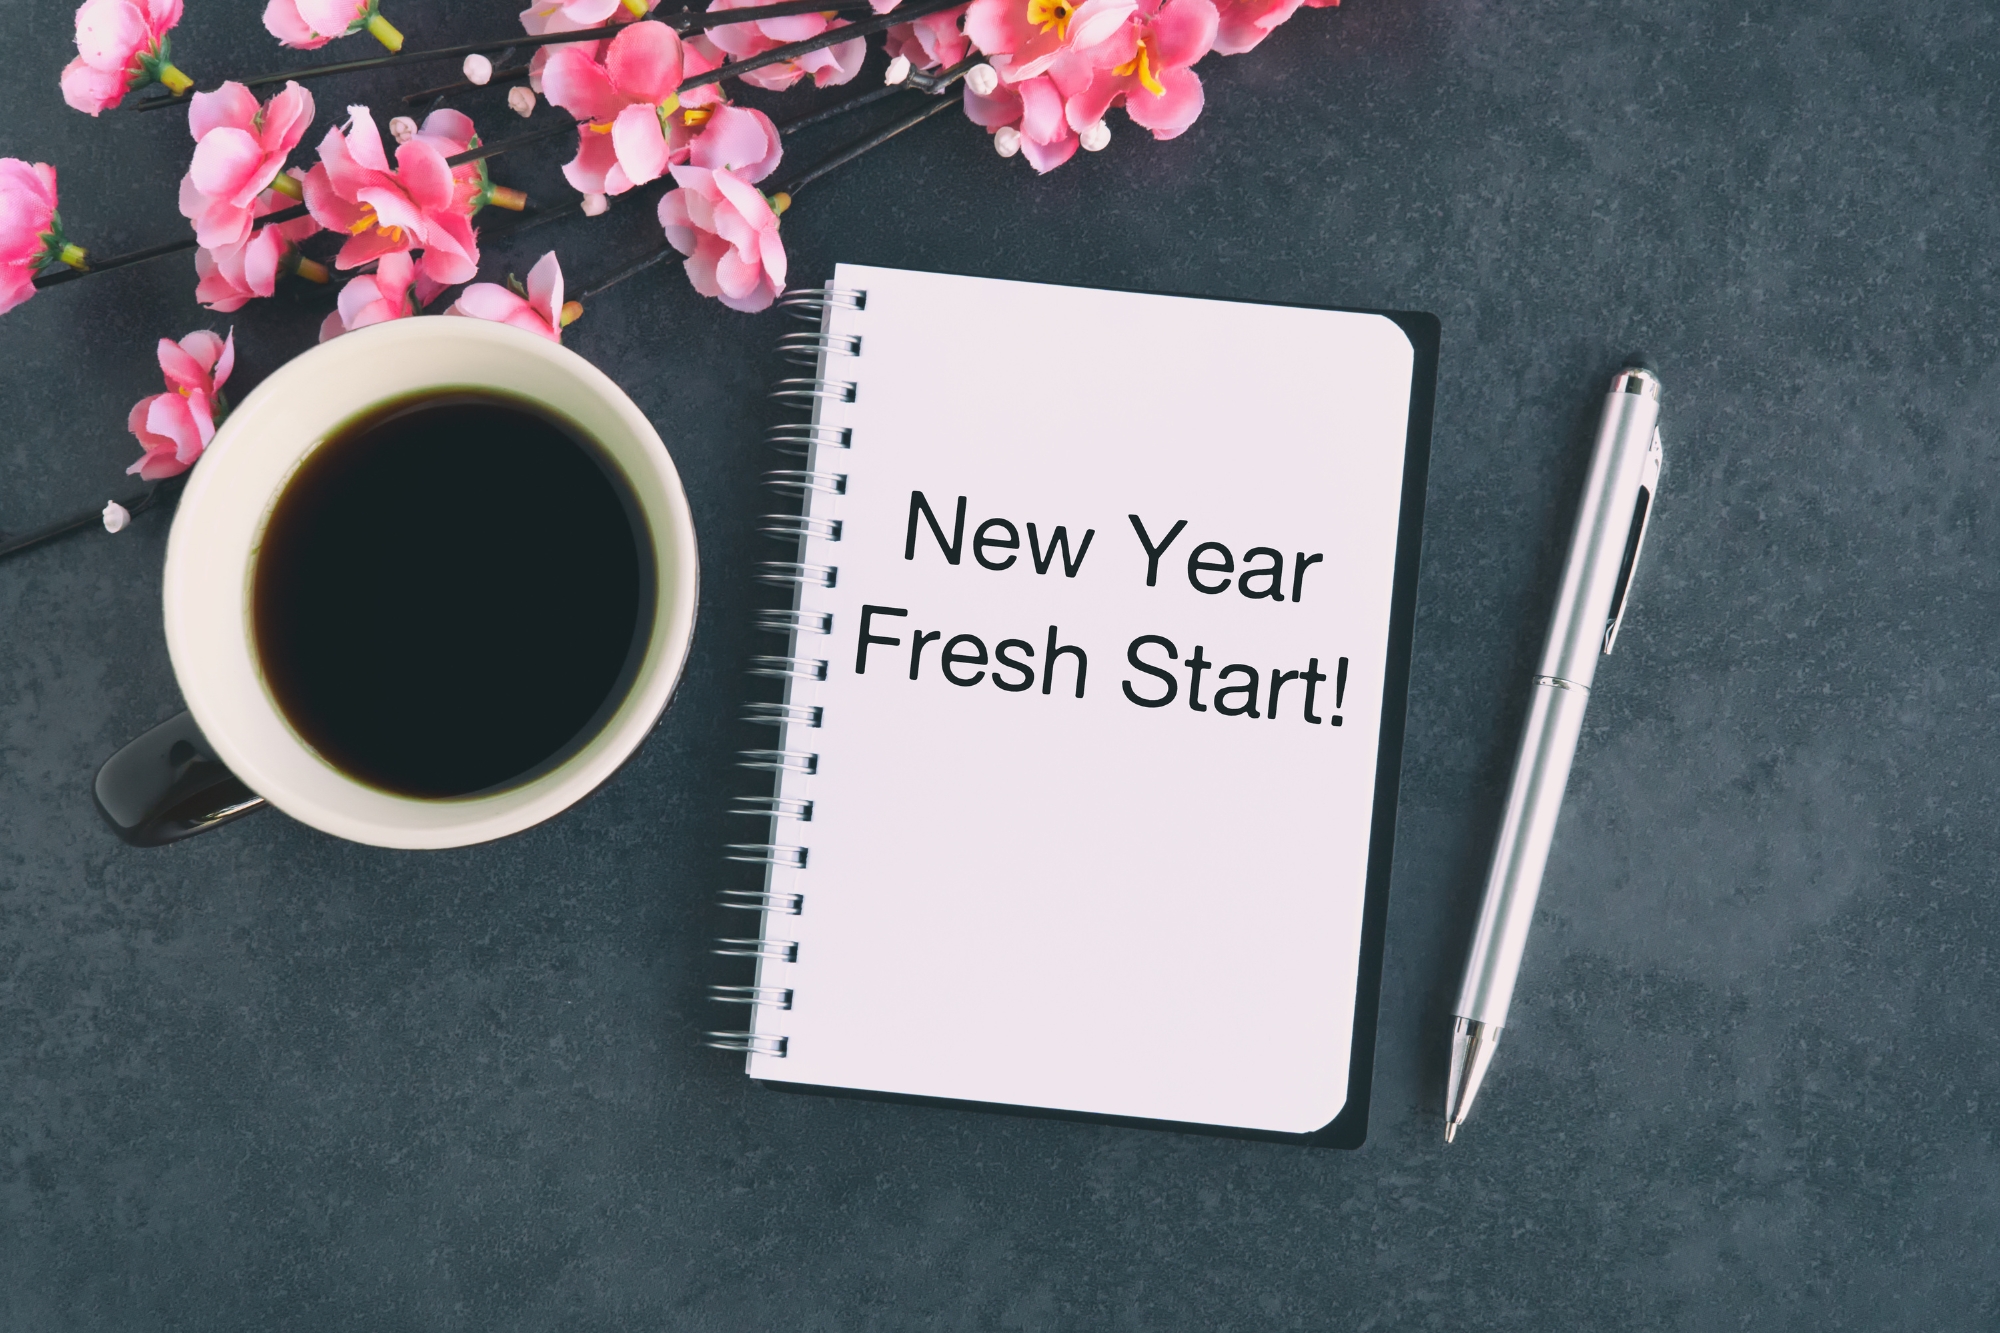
303,106,480,286
317,252,446,341
264,0,403,52
886,4,971,70
194,183,322,311
1209,0,1330,54
62,0,190,116
543,21,687,195
521,0,653,32
702,0,866,91
681,103,784,182
657,165,786,313
448,250,573,342
962,74,1079,172
0,159,72,317
127,327,234,479
522,0,658,91
178,80,316,250
962,0,1138,84
1064,0,1215,139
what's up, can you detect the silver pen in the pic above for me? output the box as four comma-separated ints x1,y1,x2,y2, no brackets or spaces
1444,362,1664,1143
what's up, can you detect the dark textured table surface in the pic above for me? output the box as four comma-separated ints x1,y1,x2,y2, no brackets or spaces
5,0,1998,1326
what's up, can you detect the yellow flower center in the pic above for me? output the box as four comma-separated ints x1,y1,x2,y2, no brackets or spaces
346,203,404,244
1025,0,1076,39
682,106,712,127
1113,42,1166,96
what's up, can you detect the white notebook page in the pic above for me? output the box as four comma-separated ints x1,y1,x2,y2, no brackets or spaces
743,265,1416,1134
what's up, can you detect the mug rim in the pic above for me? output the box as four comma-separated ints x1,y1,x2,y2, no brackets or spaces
162,317,699,849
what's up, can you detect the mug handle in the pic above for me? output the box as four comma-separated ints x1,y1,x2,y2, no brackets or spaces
95,710,267,846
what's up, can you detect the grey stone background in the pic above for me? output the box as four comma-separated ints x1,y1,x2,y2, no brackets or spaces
4,0,1997,1326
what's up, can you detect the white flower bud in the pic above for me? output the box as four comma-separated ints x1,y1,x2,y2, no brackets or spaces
102,501,131,534
581,192,610,217
884,55,911,85
965,63,999,97
387,115,418,144
508,85,537,118
1080,118,1111,152
993,125,1021,158
463,53,493,85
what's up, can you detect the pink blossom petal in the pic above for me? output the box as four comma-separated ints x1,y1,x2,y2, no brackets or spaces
1019,127,1078,173
211,328,236,389
1067,0,1141,48
451,282,531,323
1017,75,1067,145
189,127,269,207
1064,69,1120,133
688,104,781,181
189,82,262,139
392,138,456,214
1124,62,1202,137
657,189,697,254
562,129,620,194
146,394,204,462
962,80,1023,128
263,0,330,48
610,103,671,189
416,212,481,286
355,185,427,241
523,250,563,325
75,0,151,70
415,108,477,152
606,21,683,102
127,396,175,455
335,226,414,269
341,106,393,174
1151,0,1217,67
179,329,226,377
259,82,317,154
542,47,627,122
156,337,208,390
297,0,367,37
302,162,369,232
60,58,130,115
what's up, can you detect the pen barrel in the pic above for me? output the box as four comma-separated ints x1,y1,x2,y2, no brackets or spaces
1453,678,1590,1027
1536,376,1661,689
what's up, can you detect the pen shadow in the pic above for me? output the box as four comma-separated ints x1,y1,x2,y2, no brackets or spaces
1413,353,1636,1118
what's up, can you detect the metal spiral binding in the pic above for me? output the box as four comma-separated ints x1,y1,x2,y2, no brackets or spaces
737,749,817,774
710,985,795,1008
713,937,798,961
743,702,822,727
718,889,804,913
753,609,832,636
746,654,827,680
770,377,857,405
758,513,842,542
776,331,861,364
729,795,813,820
725,843,808,868
715,282,867,1062
776,286,866,314
702,1032,789,1055
762,469,848,496
755,561,837,589
765,424,850,455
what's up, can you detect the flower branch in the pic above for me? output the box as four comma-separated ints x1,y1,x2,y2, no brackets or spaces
128,0,889,111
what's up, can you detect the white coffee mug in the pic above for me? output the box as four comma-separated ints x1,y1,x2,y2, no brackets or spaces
105,317,698,850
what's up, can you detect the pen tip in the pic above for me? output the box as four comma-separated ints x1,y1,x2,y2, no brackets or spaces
1624,352,1658,374
1444,1121,1457,1144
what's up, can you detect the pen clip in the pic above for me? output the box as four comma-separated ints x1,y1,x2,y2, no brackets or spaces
1602,427,1663,655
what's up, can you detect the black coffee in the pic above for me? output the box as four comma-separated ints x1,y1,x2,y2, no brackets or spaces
253,391,653,799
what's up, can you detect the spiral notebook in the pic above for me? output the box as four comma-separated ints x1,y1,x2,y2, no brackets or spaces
715,265,1436,1146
